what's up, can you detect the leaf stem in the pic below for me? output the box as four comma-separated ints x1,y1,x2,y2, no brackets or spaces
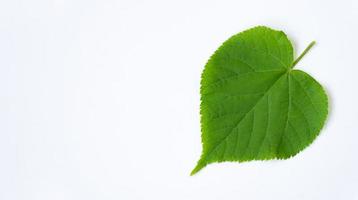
291,41,316,68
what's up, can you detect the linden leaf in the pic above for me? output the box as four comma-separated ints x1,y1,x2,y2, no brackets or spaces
191,26,328,175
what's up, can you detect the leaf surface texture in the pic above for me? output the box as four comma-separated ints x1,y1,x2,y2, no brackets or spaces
192,26,328,175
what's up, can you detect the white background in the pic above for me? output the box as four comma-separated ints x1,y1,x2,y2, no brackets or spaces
1,0,357,199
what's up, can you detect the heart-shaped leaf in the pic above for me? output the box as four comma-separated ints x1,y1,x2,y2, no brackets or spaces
192,26,328,175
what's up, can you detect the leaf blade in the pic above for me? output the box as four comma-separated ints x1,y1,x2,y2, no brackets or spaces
192,26,328,175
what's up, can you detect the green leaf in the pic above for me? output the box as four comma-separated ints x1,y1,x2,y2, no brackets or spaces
191,26,328,175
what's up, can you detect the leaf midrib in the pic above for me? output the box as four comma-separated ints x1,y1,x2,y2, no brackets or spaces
202,69,290,162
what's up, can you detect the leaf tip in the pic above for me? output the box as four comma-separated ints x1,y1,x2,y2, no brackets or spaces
190,158,207,176
190,164,203,176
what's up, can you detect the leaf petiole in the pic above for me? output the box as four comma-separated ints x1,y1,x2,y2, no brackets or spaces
291,41,316,68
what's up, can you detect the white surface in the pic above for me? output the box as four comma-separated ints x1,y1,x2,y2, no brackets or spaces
1,0,357,199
